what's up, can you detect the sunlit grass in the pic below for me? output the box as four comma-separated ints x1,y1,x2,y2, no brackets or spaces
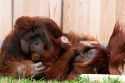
0,76,123,83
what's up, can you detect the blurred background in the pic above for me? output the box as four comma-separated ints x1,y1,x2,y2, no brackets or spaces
0,0,125,44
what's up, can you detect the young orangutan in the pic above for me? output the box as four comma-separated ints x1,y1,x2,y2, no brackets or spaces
63,33,109,80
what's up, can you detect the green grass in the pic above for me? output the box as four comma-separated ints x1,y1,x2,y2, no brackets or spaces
0,76,123,83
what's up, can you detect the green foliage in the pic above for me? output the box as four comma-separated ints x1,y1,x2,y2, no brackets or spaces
101,76,123,83
0,76,123,83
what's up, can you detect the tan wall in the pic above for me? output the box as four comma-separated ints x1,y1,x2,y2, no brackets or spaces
0,0,125,41
0,0,12,40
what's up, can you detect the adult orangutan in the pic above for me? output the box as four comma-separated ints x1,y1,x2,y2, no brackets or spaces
0,16,67,78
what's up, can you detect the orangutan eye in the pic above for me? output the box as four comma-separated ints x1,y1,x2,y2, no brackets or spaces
34,39,40,46
84,47,92,53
